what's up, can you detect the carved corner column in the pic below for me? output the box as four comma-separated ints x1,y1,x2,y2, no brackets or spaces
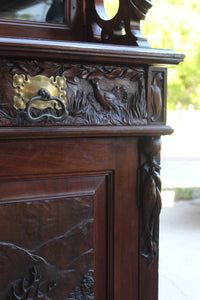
138,136,162,300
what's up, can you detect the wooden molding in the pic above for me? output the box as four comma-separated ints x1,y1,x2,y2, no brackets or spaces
0,38,185,65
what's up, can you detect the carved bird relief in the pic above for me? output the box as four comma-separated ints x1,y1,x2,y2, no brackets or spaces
90,79,116,111
140,137,162,263
151,73,163,122
142,160,161,261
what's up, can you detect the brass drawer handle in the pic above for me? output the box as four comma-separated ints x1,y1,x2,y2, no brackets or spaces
13,74,68,123
26,88,69,123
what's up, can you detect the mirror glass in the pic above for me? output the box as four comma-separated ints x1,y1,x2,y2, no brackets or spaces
0,0,64,24
104,0,119,19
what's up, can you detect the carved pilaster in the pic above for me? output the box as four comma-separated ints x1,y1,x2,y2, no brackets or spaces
138,136,162,264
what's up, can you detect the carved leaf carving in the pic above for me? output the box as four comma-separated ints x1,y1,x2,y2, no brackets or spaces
66,269,94,300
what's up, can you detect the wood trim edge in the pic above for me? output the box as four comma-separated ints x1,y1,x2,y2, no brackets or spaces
0,125,173,140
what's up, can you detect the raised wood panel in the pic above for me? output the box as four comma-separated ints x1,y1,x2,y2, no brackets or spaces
0,137,139,299
0,173,109,299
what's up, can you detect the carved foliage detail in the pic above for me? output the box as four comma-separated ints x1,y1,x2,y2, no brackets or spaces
0,60,147,126
139,137,162,264
67,269,94,300
9,266,56,300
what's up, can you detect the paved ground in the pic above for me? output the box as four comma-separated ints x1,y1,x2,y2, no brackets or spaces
159,199,200,300
158,110,200,299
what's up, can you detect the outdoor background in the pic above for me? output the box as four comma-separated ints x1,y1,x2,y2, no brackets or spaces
105,0,200,299
142,1,200,299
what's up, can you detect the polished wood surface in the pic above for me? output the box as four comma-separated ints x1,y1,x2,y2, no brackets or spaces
0,37,184,64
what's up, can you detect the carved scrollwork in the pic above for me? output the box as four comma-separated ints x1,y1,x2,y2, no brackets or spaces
86,0,152,47
0,59,147,126
9,266,56,300
139,137,162,264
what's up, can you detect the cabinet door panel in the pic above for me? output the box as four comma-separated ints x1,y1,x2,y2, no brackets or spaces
0,174,109,299
0,137,138,300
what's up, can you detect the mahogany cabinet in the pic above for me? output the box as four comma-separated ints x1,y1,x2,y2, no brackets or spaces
0,1,184,299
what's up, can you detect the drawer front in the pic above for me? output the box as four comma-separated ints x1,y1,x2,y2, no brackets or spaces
0,58,167,127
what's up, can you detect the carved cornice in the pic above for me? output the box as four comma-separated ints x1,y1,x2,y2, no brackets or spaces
86,0,152,47
139,136,162,264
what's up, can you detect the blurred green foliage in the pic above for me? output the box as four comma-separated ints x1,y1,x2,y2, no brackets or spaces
141,0,200,110
104,0,200,110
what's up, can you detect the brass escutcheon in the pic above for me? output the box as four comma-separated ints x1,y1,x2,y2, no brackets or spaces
13,74,67,110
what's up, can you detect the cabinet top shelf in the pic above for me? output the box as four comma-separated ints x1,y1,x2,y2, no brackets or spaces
0,37,185,66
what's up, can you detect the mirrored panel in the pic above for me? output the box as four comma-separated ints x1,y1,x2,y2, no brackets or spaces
0,0,64,24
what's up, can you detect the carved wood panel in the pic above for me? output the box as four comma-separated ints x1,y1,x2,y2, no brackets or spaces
147,67,167,124
0,59,147,126
0,174,110,299
138,136,161,264
0,136,139,300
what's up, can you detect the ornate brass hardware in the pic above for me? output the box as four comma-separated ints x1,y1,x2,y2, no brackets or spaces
13,74,68,122
26,88,69,122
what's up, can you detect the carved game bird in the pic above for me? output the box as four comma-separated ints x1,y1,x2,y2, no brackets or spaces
90,79,116,111
151,73,163,121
